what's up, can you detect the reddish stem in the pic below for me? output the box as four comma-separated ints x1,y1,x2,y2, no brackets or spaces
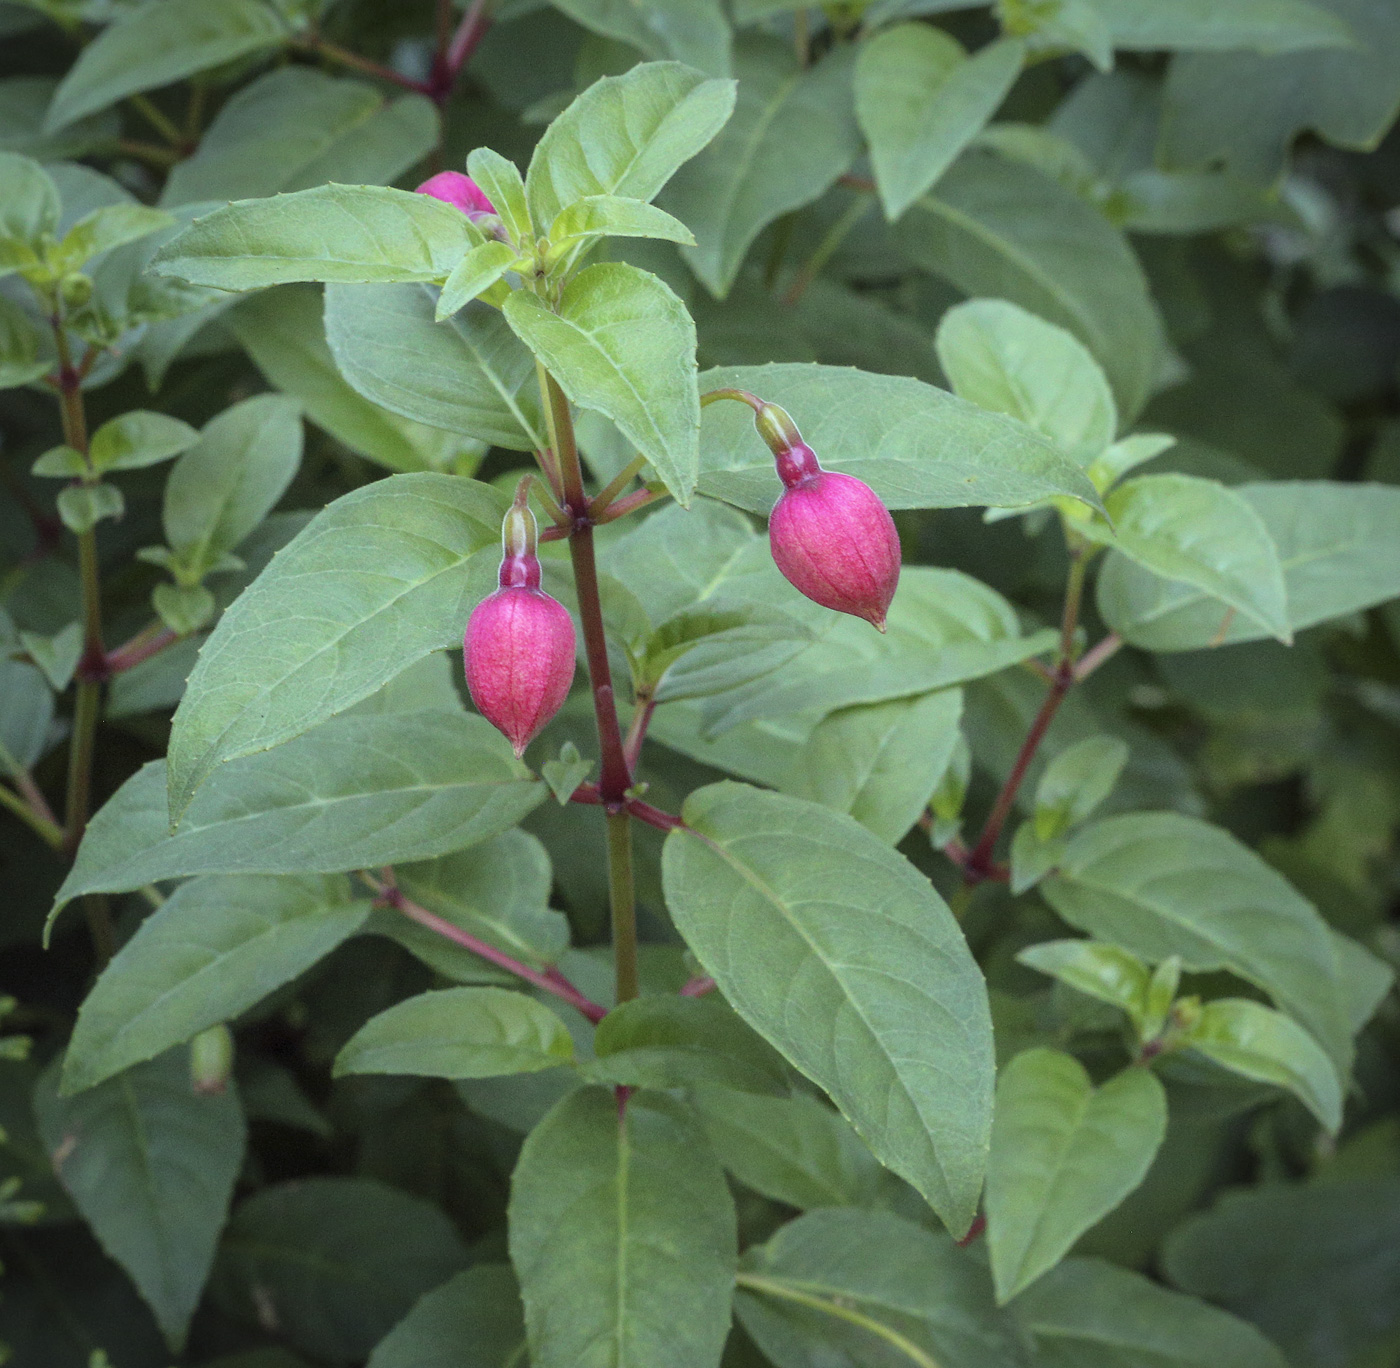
569,783,683,833
105,623,178,675
956,1214,986,1248
445,0,492,81
373,876,607,1023
680,976,716,998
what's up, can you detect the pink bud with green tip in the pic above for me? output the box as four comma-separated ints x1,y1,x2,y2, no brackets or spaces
757,402,901,631
464,489,576,756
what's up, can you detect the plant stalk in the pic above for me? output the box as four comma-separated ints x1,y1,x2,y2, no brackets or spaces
536,367,639,1006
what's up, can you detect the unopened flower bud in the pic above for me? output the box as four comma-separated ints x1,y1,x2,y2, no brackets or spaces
189,1023,234,1096
758,404,901,631
415,170,506,241
464,498,576,756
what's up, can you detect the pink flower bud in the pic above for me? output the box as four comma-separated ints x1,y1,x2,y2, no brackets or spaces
464,501,576,756
416,170,497,221
758,404,900,631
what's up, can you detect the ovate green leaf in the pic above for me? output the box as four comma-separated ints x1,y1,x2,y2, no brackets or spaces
60,712,543,905
1186,997,1342,1131
334,987,574,1079
151,184,479,291
35,1049,245,1349
504,262,699,503
698,362,1103,514
526,60,736,229
44,0,289,132
63,874,368,1094
663,782,994,1235
1041,811,1354,1070
167,473,506,817
509,1087,737,1368
895,151,1163,421
367,1265,525,1368
214,1178,468,1364
325,283,544,451
857,28,1024,221
1013,1256,1290,1368
664,37,859,297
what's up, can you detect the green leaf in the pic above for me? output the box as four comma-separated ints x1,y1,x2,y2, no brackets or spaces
1013,1256,1290,1368
1097,481,1400,650
366,1265,526,1368
162,67,437,206
1159,0,1400,185
0,75,121,162
150,184,480,291
1161,1178,1400,1368
34,1049,245,1349
58,711,544,907
231,285,495,471
395,828,569,971
508,1087,737,1368
895,151,1163,421
0,658,54,774
856,28,1024,221
1100,473,1291,644
700,566,1057,733
698,361,1104,514
57,481,123,534
504,262,699,504
1032,735,1130,841
1185,998,1342,1131
642,601,811,700
782,689,963,844
689,1085,884,1208
1041,811,1354,1072
45,0,289,132
1086,431,1176,491
166,473,506,817
0,292,47,388
550,0,731,75
935,297,1117,466
88,409,198,474
664,37,859,297
548,194,696,251
737,1208,1027,1368
1009,824,1067,896
214,1177,468,1364
436,240,520,321
0,150,58,252
334,986,574,1080
466,146,532,248
325,282,544,451
1015,939,1152,1028
585,994,790,1094
986,1049,1166,1302
525,60,737,231
162,394,302,572
1085,0,1352,51
62,874,368,1094
663,782,994,1235
18,621,81,691
55,202,174,268
153,582,215,635
541,739,593,805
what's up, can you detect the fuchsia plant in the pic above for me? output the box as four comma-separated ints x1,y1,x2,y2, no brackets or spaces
464,481,577,757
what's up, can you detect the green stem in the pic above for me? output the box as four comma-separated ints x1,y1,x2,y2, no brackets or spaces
128,93,184,147
781,194,869,307
0,784,64,850
735,1274,941,1368
607,811,638,1003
